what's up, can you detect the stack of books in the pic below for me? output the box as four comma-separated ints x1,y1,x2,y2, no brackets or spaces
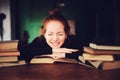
83,42,120,70
0,40,25,67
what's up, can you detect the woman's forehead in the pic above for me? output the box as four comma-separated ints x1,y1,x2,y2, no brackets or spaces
44,21,64,32
46,20,64,28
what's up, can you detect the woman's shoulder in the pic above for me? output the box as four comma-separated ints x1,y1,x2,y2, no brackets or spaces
30,35,47,46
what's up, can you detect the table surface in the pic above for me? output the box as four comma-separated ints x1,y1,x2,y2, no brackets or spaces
0,63,120,80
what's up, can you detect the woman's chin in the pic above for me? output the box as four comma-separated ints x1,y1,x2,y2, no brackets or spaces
51,45,61,48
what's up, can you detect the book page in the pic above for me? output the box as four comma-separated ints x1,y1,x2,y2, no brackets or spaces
31,53,66,64
90,43,120,50
83,53,114,61
0,60,26,67
78,56,86,63
30,57,54,64
0,56,18,62
87,60,102,68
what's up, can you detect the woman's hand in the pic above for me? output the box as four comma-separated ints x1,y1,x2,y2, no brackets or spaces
52,48,79,54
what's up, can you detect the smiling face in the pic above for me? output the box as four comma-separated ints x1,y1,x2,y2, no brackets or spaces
44,20,67,48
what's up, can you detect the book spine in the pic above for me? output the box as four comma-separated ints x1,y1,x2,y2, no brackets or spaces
0,52,20,56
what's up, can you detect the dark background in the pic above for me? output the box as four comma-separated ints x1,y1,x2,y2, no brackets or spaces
10,0,120,46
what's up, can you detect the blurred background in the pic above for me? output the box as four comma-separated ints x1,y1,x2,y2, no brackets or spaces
0,0,120,46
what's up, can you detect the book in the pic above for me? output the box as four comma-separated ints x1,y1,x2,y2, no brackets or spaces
78,56,95,68
100,61,120,70
84,47,120,55
85,60,102,68
0,40,18,52
0,60,26,67
0,51,20,56
84,60,120,70
0,49,18,52
90,43,120,50
78,55,86,63
30,54,78,64
83,53,114,61
0,56,18,62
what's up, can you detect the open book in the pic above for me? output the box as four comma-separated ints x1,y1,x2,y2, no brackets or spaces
30,54,78,64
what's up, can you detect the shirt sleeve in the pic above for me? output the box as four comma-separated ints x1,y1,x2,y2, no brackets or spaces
23,36,52,55
18,36,52,63
64,35,84,60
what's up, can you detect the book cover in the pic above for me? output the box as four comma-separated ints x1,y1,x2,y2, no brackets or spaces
83,53,114,61
84,47,120,55
100,61,120,70
90,43,120,50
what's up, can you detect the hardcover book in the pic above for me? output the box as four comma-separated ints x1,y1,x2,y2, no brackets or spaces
0,56,18,62
84,59,120,70
0,60,26,67
83,53,114,61
90,43,120,50
0,40,18,52
85,60,102,68
0,51,20,56
84,47,120,55
100,61,120,70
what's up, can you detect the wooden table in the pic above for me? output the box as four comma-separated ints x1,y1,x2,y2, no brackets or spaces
0,63,120,80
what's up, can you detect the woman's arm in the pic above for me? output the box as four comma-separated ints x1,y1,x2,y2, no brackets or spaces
64,35,84,60
22,36,53,55
18,36,52,63
52,48,79,54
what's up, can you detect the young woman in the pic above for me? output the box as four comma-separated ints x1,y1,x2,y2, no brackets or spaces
18,9,83,63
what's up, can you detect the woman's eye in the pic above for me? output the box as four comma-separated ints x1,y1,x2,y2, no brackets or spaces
59,34,63,36
48,34,52,36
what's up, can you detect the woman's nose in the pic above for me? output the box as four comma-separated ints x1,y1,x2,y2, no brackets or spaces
52,35,58,41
